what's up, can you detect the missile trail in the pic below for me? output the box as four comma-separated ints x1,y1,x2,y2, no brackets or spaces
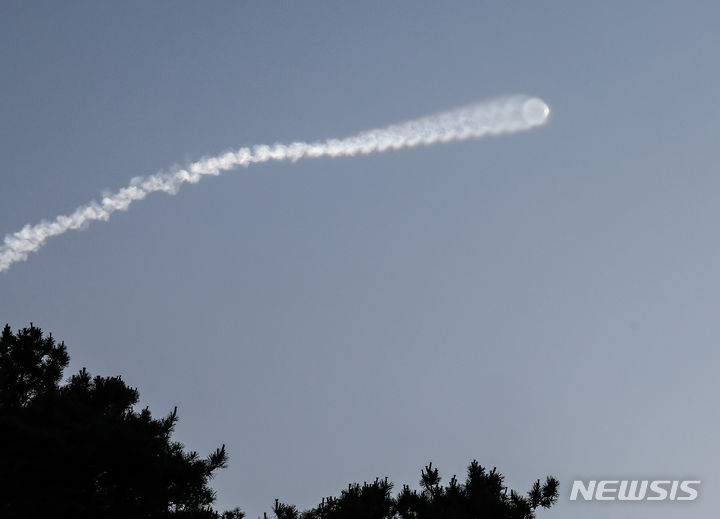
0,95,549,273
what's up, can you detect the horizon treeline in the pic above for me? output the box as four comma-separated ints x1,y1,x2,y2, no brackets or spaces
0,323,558,519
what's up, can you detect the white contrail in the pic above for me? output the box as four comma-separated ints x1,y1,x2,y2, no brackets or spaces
0,95,549,273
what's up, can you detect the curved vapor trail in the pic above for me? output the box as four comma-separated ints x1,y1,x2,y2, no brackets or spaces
0,95,549,273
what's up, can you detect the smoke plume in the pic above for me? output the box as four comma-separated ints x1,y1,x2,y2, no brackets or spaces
0,95,549,273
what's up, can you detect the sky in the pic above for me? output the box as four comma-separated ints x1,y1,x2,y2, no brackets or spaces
1,2,719,518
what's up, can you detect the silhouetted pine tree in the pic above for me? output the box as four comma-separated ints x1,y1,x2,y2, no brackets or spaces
297,477,395,519
275,461,558,519
0,324,243,519
0,323,558,519
396,461,558,519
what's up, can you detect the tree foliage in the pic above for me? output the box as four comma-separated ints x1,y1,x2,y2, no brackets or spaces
273,461,558,519
0,323,558,519
0,324,242,519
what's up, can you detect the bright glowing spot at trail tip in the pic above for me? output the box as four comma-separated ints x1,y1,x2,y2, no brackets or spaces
522,98,550,126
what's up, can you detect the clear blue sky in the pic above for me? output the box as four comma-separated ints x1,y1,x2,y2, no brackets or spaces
1,2,718,517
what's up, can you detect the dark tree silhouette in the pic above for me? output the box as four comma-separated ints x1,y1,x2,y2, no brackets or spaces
273,461,558,519
0,323,558,519
0,324,243,519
